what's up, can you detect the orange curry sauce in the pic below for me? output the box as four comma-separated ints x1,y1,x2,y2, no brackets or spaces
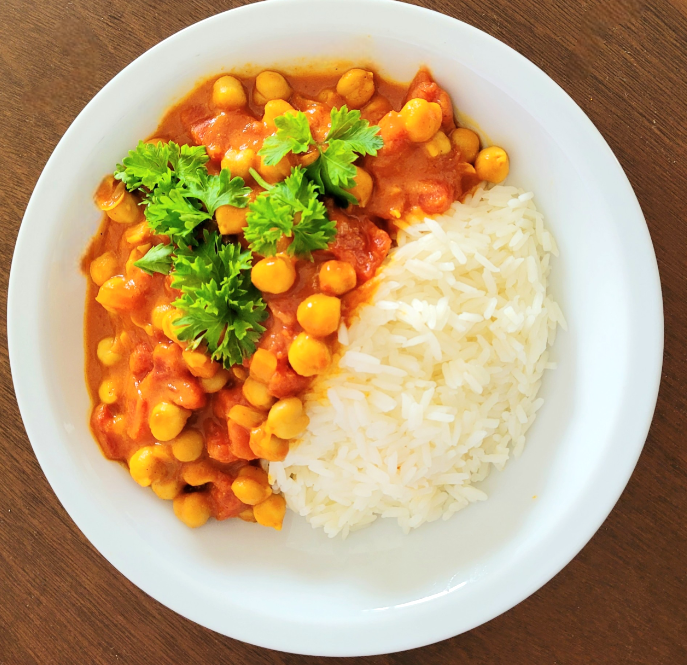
82,67,484,530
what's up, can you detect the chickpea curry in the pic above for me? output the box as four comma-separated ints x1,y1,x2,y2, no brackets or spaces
84,66,510,531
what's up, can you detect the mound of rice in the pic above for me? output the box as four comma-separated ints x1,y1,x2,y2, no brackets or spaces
269,185,566,538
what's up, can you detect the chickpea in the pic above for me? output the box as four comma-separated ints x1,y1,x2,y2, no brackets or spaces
238,507,257,522
95,176,140,224
161,308,183,343
475,146,510,183
317,88,345,108
296,147,320,168
399,99,443,143
238,465,269,484
336,69,375,109
170,429,205,462
212,75,247,109
151,478,184,500
229,405,266,429
98,379,119,405
345,166,374,207
149,401,191,442
423,130,452,158
182,349,219,379
96,336,122,367
231,476,272,506
256,154,291,184
150,303,172,330
249,348,277,383
249,427,289,462
255,71,292,102
319,260,357,296
361,95,393,124
221,148,256,180
232,366,248,381
216,205,248,235
252,89,267,106
173,493,211,528
182,461,216,486
288,333,331,377
450,127,480,163
199,367,231,393
152,443,176,464
129,446,165,487
251,255,296,293
296,294,341,337
90,251,118,286
242,377,276,410
96,276,140,312
267,397,309,439
253,494,287,530
262,99,296,130
125,221,152,245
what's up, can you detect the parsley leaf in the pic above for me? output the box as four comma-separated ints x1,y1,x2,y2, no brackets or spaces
243,192,293,256
184,169,251,216
114,141,250,245
244,167,335,259
145,188,211,244
171,231,267,368
168,144,211,184
305,159,357,206
327,106,384,155
320,140,358,189
115,141,176,191
317,106,383,194
260,113,314,166
133,243,174,275
257,105,383,206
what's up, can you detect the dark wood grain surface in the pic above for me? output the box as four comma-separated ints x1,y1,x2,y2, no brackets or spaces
1,0,685,662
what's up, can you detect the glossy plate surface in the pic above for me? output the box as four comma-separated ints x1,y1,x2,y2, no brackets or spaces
8,0,663,656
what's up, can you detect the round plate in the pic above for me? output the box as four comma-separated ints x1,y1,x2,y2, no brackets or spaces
8,0,663,656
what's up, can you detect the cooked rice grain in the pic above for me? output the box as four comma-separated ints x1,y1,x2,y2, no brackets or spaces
270,185,565,537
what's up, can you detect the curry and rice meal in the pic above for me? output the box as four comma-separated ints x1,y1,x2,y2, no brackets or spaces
83,65,565,536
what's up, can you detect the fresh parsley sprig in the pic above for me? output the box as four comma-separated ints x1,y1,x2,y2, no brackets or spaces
167,231,267,367
260,113,314,165
115,141,209,192
259,106,383,205
114,141,251,245
244,166,336,260
133,232,267,368
133,243,174,275
118,140,265,366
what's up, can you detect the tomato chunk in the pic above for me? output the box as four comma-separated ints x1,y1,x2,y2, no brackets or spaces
227,420,257,460
205,418,238,464
328,207,391,282
209,474,247,520
91,403,126,460
184,107,264,161
405,69,456,133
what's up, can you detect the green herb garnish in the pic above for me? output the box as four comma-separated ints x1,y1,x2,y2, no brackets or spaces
244,166,336,260
260,113,314,165
113,104,383,365
171,231,267,368
133,243,174,275
259,105,383,205
114,141,251,245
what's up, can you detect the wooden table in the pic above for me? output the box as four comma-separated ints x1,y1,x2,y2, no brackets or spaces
1,0,684,662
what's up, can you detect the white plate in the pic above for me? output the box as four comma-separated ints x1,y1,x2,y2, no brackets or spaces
8,0,663,656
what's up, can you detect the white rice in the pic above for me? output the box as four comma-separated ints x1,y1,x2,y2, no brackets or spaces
269,185,566,538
